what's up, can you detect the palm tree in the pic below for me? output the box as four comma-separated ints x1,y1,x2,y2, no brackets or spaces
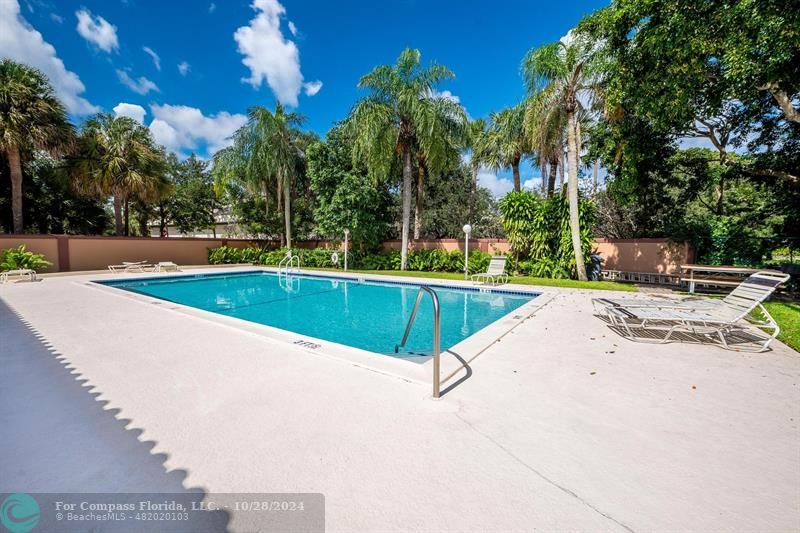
524,88,566,198
72,114,165,236
0,60,74,233
466,118,490,221
346,48,466,270
522,37,600,280
213,104,304,247
486,103,531,192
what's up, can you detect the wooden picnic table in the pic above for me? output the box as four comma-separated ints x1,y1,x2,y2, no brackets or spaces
681,264,760,293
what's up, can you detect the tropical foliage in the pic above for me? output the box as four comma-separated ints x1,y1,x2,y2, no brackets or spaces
0,244,51,271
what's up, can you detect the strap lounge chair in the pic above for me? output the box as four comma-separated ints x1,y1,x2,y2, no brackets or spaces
0,269,37,283
108,261,150,273
153,261,181,272
592,271,790,352
471,256,509,285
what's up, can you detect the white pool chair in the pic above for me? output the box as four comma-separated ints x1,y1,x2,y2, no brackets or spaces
108,261,150,273
0,269,37,283
153,261,181,272
593,271,790,352
471,256,509,285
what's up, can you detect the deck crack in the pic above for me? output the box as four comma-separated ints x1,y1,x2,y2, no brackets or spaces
453,411,636,533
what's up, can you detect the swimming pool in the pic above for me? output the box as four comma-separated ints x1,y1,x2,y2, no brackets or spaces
99,271,538,356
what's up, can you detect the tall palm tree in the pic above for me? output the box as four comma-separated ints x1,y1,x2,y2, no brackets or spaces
213,104,304,247
466,118,490,222
72,114,165,236
524,88,566,198
522,37,600,280
0,60,74,233
486,103,531,192
346,48,466,270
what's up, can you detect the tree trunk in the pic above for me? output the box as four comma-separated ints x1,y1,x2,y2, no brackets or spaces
113,195,124,236
567,112,588,281
283,174,292,249
414,162,424,239
558,150,565,190
139,214,148,237
592,159,599,195
469,163,478,222
7,145,24,234
124,198,130,236
400,147,412,271
512,154,521,192
541,160,548,196
548,156,558,197
159,204,168,237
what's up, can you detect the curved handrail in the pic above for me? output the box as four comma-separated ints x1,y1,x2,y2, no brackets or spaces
395,286,441,398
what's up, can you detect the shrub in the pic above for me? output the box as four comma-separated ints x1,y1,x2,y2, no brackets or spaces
0,245,52,272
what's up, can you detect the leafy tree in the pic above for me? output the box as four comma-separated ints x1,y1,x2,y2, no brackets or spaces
0,60,74,233
465,118,492,221
307,125,392,251
169,154,219,235
346,48,467,270
71,114,166,236
522,37,602,280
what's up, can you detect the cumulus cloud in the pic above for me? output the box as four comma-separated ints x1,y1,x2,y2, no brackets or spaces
431,89,460,104
113,102,146,123
287,20,297,36
477,168,514,197
303,80,322,96
75,9,118,52
0,0,98,114
142,46,161,70
177,61,190,76
116,69,159,95
234,0,318,107
148,104,247,155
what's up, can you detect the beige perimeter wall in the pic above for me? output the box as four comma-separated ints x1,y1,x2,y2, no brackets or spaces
0,235,692,275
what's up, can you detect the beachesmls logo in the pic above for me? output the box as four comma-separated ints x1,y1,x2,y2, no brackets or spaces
0,493,40,533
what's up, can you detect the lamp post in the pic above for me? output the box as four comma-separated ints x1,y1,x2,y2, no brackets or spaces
462,224,472,280
343,229,349,272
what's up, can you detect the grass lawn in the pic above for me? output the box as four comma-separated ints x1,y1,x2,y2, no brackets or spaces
763,301,800,352
306,267,638,292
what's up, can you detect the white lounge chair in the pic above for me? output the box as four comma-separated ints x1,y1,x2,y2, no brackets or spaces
0,269,37,283
108,261,150,273
153,261,181,272
471,256,509,285
593,271,790,352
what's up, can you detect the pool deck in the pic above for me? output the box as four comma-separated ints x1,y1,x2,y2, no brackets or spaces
1,266,798,532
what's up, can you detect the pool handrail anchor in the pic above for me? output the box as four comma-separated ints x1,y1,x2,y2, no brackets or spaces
395,286,441,399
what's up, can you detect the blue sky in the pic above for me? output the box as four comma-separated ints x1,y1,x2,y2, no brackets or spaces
1,0,609,195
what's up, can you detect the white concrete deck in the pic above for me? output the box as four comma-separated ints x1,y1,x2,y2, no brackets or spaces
1,267,798,532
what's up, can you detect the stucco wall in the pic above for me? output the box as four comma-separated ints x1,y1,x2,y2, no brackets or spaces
1,235,692,275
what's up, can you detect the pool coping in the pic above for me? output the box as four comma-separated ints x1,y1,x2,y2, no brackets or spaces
85,267,554,390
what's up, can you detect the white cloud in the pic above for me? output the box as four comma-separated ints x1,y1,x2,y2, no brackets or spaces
287,20,297,36
234,0,317,107
75,9,118,53
148,104,247,155
116,69,159,95
431,89,460,104
142,46,161,70
303,80,322,96
113,102,146,123
177,61,190,76
477,168,514,197
0,0,98,114
50,13,62,24
208,2,216,13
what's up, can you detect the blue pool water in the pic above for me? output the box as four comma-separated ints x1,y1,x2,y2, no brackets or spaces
99,271,537,356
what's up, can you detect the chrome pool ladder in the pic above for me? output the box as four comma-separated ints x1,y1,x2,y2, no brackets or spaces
395,286,441,399
278,251,300,276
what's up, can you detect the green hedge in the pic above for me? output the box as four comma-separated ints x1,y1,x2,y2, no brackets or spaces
208,246,494,275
